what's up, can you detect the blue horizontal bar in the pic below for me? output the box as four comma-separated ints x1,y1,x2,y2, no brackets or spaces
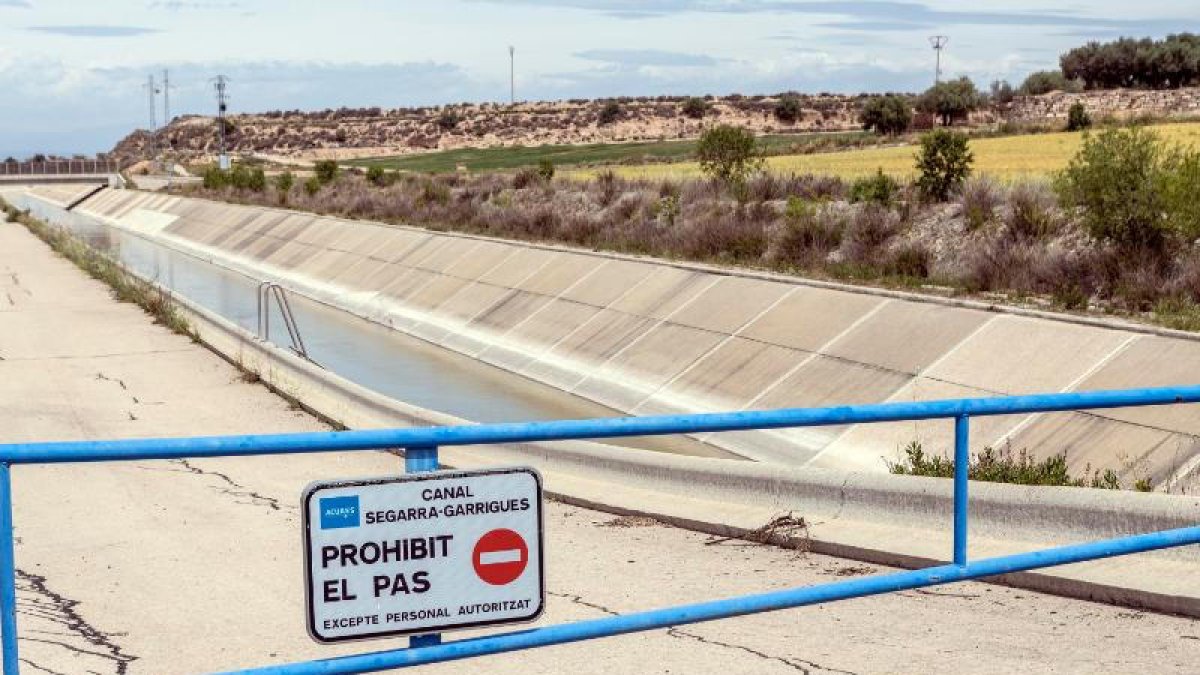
2,385,1198,464
220,525,1200,675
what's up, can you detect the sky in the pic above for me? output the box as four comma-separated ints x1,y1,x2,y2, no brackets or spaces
0,0,1197,158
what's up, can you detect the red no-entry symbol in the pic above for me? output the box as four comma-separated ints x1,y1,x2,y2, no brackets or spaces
472,528,528,586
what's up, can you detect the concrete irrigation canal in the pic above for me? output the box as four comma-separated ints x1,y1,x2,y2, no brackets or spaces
0,183,1198,674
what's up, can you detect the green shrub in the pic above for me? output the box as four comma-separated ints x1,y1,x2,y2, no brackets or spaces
696,124,762,185
681,97,709,119
536,158,555,182
202,166,228,190
1161,147,1200,241
313,159,338,184
229,164,251,189
1006,182,1058,239
419,179,450,205
773,95,802,123
1055,127,1168,248
770,197,843,264
303,176,321,196
885,243,931,278
960,177,1000,230
1066,102,1092,132
859,95,912,135
246,168,266,192
366,165,387,186
512,167,541,189
654,194,681,227
597,100,622,126
915,129,973,201
889,441,1125,489
275,171,295,193
849,168,899,206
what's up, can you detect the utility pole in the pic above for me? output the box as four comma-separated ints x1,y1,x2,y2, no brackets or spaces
929,35,949,85
509,45,515,105
144,74,160,163
162,69,173,183
212,75,230,170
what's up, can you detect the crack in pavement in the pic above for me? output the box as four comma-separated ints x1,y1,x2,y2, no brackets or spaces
94,372,127,390
548,591,619,617
549,591,857,674
16,570,137,675
666,628,858,675
172,459,284,511
19,657,70,675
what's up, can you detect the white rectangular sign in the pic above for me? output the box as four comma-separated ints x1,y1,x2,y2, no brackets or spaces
302,467,544,642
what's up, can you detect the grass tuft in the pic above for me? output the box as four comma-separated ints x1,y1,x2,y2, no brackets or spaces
4,200,197,340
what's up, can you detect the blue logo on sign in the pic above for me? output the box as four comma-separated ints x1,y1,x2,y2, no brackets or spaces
319,495,360,529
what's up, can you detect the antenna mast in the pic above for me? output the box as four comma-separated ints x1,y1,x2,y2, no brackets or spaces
929,35,949,85
509,46,515,105
144,74,160,162
162,69,172,183
213,75,230,169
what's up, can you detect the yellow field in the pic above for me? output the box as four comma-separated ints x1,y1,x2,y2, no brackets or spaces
574,122,1200,182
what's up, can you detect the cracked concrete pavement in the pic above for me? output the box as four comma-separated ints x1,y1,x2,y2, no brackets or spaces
2,218,1198,674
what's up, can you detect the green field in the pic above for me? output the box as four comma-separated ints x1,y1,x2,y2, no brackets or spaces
345,132,871,174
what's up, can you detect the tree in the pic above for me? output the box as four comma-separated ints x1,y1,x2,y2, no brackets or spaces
774,95,802,123
366,165,387,186
696,125,762,185
681,97,709,119
1055,127,1171,248
313,159,338,184
915,129,973,201
1060,34,1200,89
597,100,622,126
1066,102,1092,131
1019,70,1080,95
916,77,983,126
536,158,555,181
859,95,912,135
990,80,1016,105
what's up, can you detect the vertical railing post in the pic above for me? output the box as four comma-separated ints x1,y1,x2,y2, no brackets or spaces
404,446,442,648
953,414,970,566
0,462,20,675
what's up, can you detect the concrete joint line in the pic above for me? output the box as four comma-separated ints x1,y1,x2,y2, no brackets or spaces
699,300,895,448
479,257,611,349
806,313,998,462
566,275,723,397
991,334,1141,449
527,264,666,391
629,286,801,415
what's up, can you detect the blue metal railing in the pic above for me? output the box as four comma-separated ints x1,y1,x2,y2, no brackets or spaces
1,385,1199,674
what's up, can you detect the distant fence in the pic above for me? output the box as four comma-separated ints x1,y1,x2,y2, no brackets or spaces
0,160,119,176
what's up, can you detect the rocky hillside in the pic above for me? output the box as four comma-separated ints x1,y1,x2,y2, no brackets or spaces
111,93,878,165
112,86,1200,168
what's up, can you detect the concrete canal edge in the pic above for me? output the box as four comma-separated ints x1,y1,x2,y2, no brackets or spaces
169,283,1200,618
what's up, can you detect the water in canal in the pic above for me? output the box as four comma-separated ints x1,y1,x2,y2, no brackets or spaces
45,207,735,459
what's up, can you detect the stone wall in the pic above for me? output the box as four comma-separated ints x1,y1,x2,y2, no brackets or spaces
1006,87,1200,122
